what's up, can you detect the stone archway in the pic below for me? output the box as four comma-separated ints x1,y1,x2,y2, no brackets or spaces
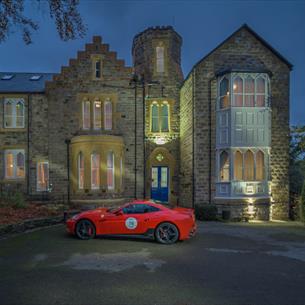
146,147,176,205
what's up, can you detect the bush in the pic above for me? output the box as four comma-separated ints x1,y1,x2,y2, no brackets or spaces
301,181,305,222
195,204,218,221
0,191,27,209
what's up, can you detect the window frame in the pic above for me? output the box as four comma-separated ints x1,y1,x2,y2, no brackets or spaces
104,99,113,131
219,150,230,182
78,152,85,190
4,149,25,179
150,101,170,133
4,98,25,129
93,100,102,130
82,100,91,130
107,151,115,190
90,153,100,190
36,161,49,192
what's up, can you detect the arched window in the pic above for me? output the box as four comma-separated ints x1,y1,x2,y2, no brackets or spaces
82,100,90,129
93,100,102,129
151,103,159,132
219,77,230,109
256,77,266,107
104,100,112,130
256,150,265,180
107,152,115,190
91,153,100,189
5,149,25,179
244,150,255,181
4,99,24,128
156,46,164,73
233,77,243,107
234,151,243,180
78,152,85,189
161,103,169,132
219,151,230,181
245,76,255,107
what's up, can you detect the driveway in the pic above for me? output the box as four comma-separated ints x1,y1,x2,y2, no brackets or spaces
0,221,305,305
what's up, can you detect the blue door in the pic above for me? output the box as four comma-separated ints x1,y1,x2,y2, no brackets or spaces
151,166,169,202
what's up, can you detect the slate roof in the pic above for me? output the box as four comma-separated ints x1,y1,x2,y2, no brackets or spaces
0,72,55,93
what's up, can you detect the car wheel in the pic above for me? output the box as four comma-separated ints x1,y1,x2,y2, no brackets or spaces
75,219,96,240
155,222,179,244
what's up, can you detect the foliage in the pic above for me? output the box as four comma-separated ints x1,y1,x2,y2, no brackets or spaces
0,191,27,209
0,0,86,44
195,204,218,221
301,181,305,222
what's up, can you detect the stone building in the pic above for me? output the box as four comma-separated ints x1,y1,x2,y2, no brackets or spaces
0,24,292,220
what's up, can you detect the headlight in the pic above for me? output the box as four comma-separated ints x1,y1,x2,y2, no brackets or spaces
72,214,79,220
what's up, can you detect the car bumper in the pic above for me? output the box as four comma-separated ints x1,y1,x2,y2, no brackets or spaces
66,219,76,235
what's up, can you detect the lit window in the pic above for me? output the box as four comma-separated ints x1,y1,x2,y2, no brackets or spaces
244,150,255,181
93,100,102,130
245,76,255,107
234,151,243,180
91,153,100,189
160,103,169,132
219,151,230,181
95,60,101,78
233,77,243,107
219,77,230,109
78,152,85,189
82,100,90,129
256,77,266,107
107,152,115,190
4,98,25,128
256,150,265,180
5,150,25,179
37,162,49,191
151,103,159,132
104,100,112,130
156,46,164,73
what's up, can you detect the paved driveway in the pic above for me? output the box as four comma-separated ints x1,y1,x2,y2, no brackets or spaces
0,221,305,305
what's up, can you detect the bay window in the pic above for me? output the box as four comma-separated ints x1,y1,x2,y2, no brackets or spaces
93,100,102,130
219,151,230,181
107,152,114,190
91,153,100,190
78,152,85,189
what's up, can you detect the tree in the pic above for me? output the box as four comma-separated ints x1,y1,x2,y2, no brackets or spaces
0,0,86,44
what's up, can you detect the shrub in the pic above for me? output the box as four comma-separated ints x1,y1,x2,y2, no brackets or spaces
195,204,218,221
0,191,27,209
301,181,305,222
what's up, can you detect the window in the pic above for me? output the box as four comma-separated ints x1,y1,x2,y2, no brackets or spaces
93,100,102,130
104,100,112,130
233,77,243,107
78,152,85,189
219,77,230,109
160,103,169,132
123,204,159,214
91,153,100,189
37,162,49,191
244,150,255,181
120,156,123,190
234,151,243,180
219,151,230,181
245,76,255,107
82,100,90,129
256,150,265,180
95,60,101,78
107,152,115,190
4,98,25,128
156,46,164,73
256,77,266,107
151,103,159,132
5,150,25,179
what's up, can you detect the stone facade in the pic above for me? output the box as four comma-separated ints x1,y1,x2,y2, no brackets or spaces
0,25,291,219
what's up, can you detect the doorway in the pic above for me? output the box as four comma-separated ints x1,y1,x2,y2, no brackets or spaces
151,166,169,202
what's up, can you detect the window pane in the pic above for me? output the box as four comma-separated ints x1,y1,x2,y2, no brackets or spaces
245,77,255,107
107,152,114,190
234,151,243,180
16,152,25,178
161,167,168,187
256,77,266,107
220,151,230,181
233,77,243,107
151,104,159,132
120,157,123,189
219,78,230,109
83,101,90,129
104,101,112,130
151,167,158,188
244,150,254,181
37,162,49,191
16,101,24,127
93,101,102,129
95,61,101,78
256,151,265,180
161,104,169,132
4,101,13,128
78,153,84,189
5,153,14,178
91,154,100,189
156,46,164,73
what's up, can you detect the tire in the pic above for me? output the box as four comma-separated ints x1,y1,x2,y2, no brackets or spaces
75,219,96,240
155,222,179,244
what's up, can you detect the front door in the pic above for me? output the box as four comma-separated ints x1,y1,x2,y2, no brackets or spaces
151,166,169,202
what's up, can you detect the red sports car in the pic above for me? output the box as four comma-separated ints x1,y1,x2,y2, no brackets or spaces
66,200,196,244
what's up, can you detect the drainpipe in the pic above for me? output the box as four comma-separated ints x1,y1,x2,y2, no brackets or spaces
27,95,31,196
65,139,71,204
142,76,146,199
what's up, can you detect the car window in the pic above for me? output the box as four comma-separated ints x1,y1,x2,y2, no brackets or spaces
122,204,160,214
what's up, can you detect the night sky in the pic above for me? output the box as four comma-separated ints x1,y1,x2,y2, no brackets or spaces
0,1,304,125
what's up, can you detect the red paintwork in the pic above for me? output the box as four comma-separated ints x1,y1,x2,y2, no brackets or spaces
66,200,196,241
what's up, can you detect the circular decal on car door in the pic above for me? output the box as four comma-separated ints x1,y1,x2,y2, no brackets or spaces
125,217,138,230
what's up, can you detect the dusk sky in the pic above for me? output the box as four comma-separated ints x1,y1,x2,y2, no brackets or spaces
0,0,304,125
